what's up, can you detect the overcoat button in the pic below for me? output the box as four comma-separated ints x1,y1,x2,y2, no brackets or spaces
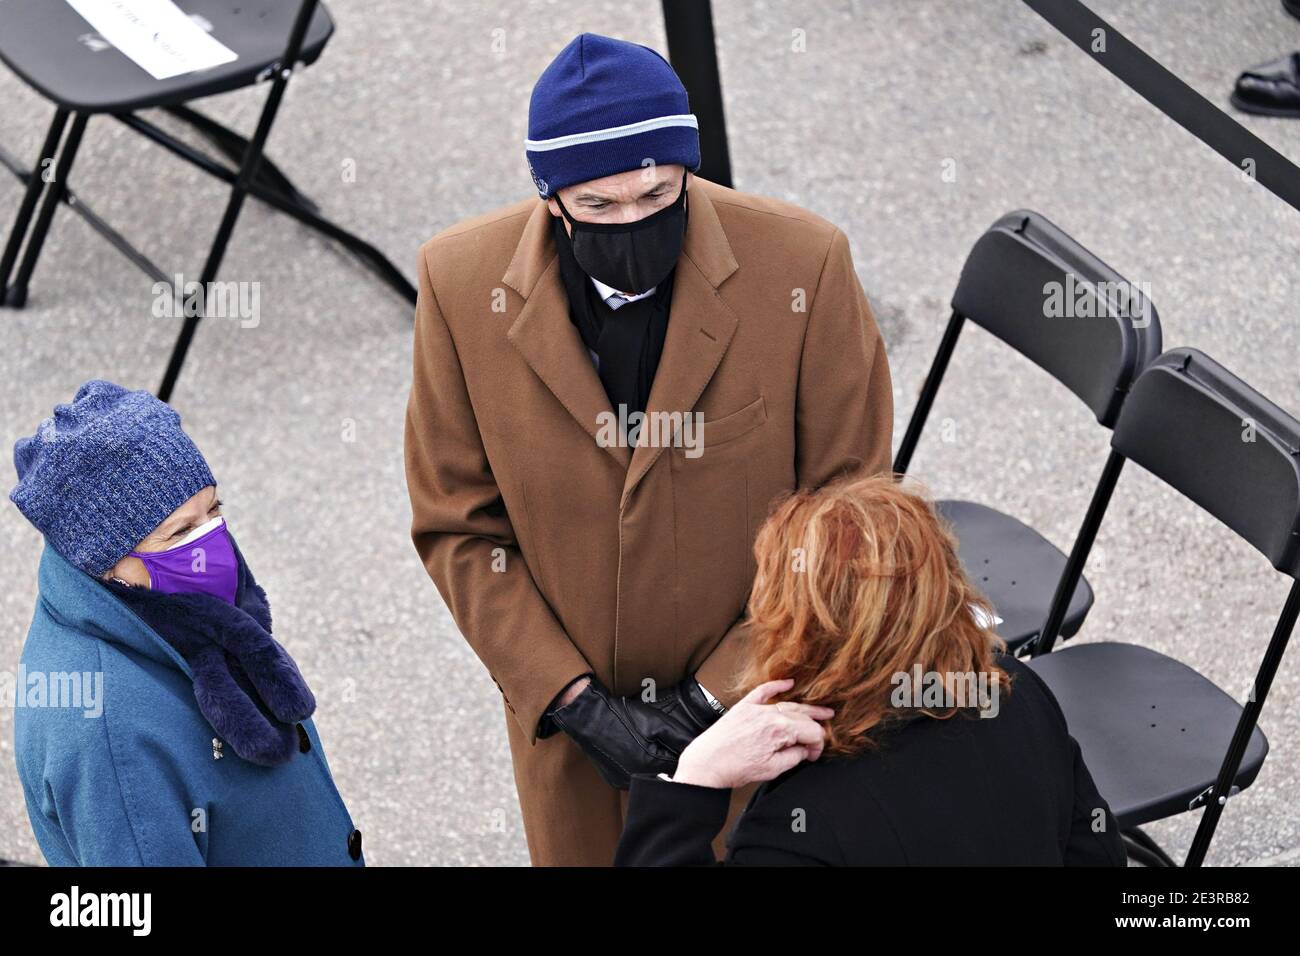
297,723,312,753
348,829,362,861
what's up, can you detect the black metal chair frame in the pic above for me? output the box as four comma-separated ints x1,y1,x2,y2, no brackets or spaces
0,0,416,402
1029,348,1300,867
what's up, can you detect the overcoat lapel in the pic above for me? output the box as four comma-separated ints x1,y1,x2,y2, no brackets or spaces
506,254,631,470
623,180,741,504
621,255,739,507
504,205,630,470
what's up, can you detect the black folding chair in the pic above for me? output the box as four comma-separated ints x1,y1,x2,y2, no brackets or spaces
1027,347,1300,866
0,0,416,401
894,210,1162,652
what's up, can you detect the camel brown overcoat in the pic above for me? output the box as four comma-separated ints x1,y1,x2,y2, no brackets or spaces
404,176,893,865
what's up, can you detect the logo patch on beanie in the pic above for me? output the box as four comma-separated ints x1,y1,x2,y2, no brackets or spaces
527,159,549,197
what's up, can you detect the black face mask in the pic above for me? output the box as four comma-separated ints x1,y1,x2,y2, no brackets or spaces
553,171,689,295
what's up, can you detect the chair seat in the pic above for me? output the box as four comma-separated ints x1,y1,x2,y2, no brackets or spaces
936,499,1093,650
1027,642,1269,830
0,0,333,113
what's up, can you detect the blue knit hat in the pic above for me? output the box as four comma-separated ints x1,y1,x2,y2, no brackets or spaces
10,380,216,578
525,33,701,198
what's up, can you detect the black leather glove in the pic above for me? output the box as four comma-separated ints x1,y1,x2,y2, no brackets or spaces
641,676,726,756
543,675,724,790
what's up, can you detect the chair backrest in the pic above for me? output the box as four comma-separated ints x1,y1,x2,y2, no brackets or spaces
951,210,1163,428
1111,348,1300,578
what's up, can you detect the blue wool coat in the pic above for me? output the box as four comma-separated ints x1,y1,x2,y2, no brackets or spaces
13,543,364,866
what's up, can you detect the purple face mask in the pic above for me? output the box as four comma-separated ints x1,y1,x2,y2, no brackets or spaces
129,516,238,604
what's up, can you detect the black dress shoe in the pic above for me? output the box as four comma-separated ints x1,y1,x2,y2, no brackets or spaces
1286,0,1300,23
1232,52,1300,117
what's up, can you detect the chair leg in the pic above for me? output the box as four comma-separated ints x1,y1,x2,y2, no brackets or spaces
155,92,281,403
1122,835,1171,868
157,0,321,402
6,113,88,309
1124,826,1178,867
116,110,415,304
165,104,319,213
1,108,70,306
1184,578,1300,867
892,310,965,474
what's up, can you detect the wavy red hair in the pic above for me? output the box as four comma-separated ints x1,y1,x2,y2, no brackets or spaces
735,471,1011,757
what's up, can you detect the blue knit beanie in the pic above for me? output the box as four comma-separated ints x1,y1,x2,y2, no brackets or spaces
525,32,701,198
10,380,216,578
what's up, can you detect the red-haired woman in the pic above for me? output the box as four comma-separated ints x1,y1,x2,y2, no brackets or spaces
615,472,1124,866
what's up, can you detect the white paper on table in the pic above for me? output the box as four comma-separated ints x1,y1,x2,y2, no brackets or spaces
65,0,238,81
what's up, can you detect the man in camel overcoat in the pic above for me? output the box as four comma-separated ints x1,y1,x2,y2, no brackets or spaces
404,32,893,865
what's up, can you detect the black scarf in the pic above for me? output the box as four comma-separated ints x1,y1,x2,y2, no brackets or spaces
551,213,677,423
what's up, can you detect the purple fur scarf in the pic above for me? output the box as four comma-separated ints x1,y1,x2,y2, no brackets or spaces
104,547,316,766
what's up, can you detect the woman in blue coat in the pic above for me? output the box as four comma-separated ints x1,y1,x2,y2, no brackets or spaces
9,380,363,866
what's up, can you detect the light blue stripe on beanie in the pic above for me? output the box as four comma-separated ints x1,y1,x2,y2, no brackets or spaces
10,380,216,578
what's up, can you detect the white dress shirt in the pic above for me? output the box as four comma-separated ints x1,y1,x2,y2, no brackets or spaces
590,275,657,308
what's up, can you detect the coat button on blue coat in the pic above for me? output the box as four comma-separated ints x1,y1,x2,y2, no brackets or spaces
348,829,362,861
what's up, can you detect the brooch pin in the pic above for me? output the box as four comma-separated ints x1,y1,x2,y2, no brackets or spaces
212,738,224,761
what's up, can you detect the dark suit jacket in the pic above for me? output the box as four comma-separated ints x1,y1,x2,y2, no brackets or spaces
615,655,1125,866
